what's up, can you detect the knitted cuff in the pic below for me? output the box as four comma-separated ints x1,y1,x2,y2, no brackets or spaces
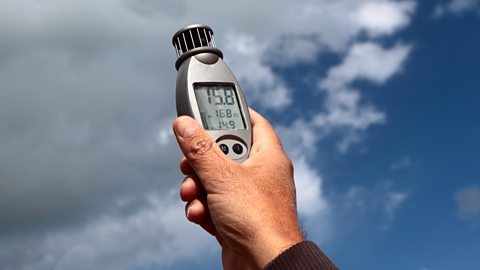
263,241,339,270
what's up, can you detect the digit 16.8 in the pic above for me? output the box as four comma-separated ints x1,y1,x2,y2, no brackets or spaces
216,109,232,118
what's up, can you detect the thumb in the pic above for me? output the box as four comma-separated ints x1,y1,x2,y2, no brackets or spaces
173,116,233,188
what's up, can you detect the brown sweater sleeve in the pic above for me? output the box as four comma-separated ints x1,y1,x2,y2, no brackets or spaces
263,241,339,270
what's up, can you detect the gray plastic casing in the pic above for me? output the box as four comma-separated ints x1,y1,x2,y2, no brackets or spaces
176,53,252,162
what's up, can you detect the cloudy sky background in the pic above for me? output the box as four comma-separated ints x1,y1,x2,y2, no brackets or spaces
0,0,479,269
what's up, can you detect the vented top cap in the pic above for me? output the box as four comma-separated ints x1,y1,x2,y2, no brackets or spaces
172,24,223,70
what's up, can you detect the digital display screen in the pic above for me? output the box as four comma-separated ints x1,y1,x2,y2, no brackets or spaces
194,84,246,130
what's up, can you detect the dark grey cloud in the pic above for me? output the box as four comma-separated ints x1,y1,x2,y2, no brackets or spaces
0,2,193,268
0,0,183,240
0,42,177,220
123,0,186,17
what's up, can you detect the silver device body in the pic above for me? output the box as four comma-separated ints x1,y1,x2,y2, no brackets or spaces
172,25,252,162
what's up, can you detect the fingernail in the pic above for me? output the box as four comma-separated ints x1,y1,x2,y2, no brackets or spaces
177,117,197,139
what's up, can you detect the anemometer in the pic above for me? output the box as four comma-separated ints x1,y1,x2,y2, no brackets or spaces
172,24,252,162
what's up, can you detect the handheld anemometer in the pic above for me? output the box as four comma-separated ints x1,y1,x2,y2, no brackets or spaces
172,24,252,162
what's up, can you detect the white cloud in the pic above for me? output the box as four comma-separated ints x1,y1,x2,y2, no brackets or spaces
314,86,387,135
294,157,328,217
288,0,416,50
312,42,410,151
275,42,411,154
434,0,480,17
321,42,412,89
277,119,320,159
455,185,480,219
264,36,324,67
353,1,416,36
224,34,293,110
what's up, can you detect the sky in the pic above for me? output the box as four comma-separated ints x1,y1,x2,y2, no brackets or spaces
0,0,479,269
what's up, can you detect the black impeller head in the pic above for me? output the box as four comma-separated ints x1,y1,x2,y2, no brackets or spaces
172,24,223,70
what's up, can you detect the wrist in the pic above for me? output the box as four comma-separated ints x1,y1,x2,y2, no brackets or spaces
247,228,304,269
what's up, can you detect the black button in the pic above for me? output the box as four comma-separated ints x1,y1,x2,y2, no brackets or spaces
219,144,229,155
233,144,243,155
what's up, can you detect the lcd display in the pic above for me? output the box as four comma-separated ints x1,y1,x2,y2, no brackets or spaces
194,84,246,130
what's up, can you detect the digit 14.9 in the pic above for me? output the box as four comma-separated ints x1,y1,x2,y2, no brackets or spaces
219,120,236,129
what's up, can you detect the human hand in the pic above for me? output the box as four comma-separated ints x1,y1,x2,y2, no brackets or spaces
173,109,303,270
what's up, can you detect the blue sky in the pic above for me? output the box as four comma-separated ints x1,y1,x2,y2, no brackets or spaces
0,1,479,270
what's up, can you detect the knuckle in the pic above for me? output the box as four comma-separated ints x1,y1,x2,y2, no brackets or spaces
188,135,214,160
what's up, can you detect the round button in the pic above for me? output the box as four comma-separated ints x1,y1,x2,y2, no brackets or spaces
219,144,229,155
232,144,243,155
